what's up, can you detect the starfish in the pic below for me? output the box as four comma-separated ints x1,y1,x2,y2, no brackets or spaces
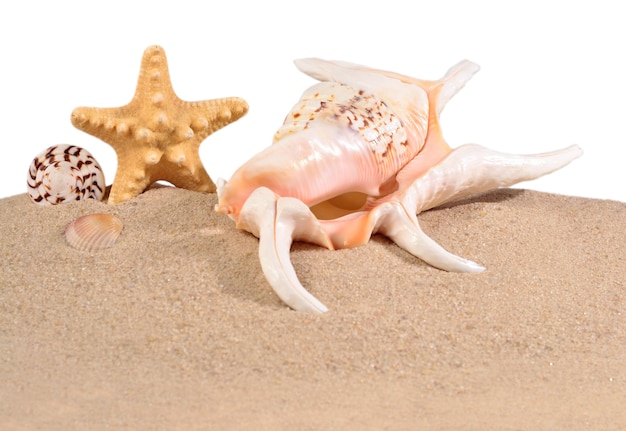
71,45,248,204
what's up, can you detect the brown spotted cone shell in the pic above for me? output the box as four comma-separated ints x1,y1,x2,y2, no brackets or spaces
64,213,123,252
27,144,105,206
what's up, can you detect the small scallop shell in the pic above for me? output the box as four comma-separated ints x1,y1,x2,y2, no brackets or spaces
27,144,106,206
65,213,123,252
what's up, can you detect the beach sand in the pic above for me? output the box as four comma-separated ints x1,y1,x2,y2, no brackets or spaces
1,186,624,430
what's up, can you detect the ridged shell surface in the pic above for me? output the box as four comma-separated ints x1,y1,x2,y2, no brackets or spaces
27,144,105,206
65,213,123,252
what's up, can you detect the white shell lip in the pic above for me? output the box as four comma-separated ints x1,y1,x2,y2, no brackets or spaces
64,213,123,252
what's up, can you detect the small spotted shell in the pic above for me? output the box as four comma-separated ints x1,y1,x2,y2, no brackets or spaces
27,144,105,206
65,213,123,252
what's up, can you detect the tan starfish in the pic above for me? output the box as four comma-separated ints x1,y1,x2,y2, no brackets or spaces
71,45,249,204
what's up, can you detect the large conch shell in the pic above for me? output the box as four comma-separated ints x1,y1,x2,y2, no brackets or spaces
216,58,582,313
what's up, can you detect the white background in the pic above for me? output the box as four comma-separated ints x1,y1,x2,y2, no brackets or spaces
1,1,624,202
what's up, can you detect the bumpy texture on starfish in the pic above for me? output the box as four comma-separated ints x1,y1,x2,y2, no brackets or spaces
71,45,248,204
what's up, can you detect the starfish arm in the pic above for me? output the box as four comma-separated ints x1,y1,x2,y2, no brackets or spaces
186,97,249,139
153,150,216,193
132,45,177,102
71,106,138,146
107,151,159,204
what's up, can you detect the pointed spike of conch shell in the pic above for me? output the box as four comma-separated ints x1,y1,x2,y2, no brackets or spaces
65,213,123,252
376,144,584,270
401,144,584,213
237,187,330,313
375,202,485,272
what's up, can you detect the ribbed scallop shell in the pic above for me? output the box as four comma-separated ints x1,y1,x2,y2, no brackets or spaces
27,144,105,206
64,213,123,252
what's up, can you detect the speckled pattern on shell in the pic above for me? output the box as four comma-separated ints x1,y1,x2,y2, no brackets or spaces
26,145,105,206
273,81,409,163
